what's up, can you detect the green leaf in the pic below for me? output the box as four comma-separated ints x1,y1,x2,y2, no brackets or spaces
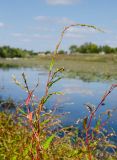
51,67,64,80
96,119,101,127
49,58,55,71
18,108,26,115
43,134,55,150
23,148,29,156
48,77,63,88
43,92,63,104
95,119,101,131
52,91,63,95
12,156,17,160
41,119,50,126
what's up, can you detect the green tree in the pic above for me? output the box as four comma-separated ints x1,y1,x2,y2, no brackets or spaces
45,51,51,55
0,46,32,58
69,45,78,53
78,43,87,53
78,43,99,53
58,50,65,54
101,45,114,54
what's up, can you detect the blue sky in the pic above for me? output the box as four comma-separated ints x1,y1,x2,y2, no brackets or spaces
0,0,117,51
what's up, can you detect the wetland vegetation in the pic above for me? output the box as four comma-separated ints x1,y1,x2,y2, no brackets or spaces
0,24,117,160
1,54,117,81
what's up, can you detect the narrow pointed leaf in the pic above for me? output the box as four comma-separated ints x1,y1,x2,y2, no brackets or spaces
43,134,55,150
48,77,63,88
49,58,55,71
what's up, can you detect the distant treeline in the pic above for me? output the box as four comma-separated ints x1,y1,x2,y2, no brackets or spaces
0,46,34,58
69,43,117,54
1,43,117,58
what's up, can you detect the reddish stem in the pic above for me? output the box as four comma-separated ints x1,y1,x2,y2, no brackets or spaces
85,84,117,160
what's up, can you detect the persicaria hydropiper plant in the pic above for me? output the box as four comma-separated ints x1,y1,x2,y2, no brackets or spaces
11,24,117,160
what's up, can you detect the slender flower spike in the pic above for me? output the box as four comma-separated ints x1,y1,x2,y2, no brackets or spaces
85,103,96,113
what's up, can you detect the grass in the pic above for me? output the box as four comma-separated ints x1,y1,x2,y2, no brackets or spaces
1,54,117,81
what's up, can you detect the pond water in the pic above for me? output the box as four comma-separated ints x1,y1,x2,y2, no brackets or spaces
0,68,117,133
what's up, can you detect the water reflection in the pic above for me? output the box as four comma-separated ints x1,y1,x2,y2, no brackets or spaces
0,68,117,132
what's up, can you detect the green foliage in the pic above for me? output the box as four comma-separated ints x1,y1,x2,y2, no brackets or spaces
79,43,99,53
101,45,115,54
0,112,116,160
43,134,55,150
45,51,51,55
0,113,31,160
0,46,33,58
69,43,117,54
69,45,78,53
49,57,55,71
58,50,66,54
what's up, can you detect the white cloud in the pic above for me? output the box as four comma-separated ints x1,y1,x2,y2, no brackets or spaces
46,0,80,5
34,16,75,25
0,22,5,28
